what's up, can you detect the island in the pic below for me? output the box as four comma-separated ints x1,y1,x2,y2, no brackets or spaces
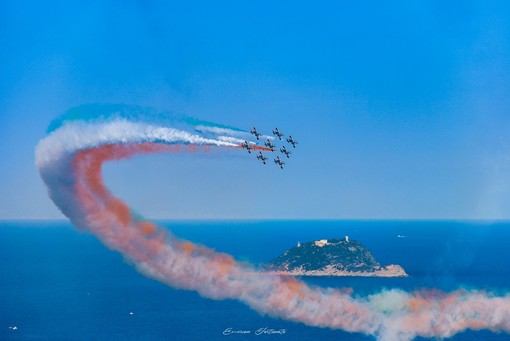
265,237,408,277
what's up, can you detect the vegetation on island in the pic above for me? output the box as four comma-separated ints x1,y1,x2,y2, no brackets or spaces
266,238,407,277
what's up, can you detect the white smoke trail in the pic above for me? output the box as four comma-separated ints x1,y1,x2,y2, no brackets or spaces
36,115,510,341
36,120,236,168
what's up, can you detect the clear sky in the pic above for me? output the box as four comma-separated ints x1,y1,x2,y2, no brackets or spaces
1,1,510,220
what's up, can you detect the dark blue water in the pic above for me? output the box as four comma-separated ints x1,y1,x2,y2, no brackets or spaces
1,220,509,340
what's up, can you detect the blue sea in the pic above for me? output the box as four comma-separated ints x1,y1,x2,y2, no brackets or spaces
1,220,510,340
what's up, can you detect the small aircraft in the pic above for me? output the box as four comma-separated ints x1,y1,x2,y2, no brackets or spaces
256,151,268,164
286,135,298,148
250,127,262,140
274,156,285,169
280,145,291,158
264,139,276,151
272,128,284,140
241,140,253,153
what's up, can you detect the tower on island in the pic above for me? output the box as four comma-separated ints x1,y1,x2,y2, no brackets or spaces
297,241,301,247
345,235,349,242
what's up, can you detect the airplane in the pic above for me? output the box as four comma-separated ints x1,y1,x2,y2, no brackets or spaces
241,140,253,153
256,151,268,164
272,128,284,140
264,139,276,151
286,135,298,148
250,127,262,140
280,145,291,158
274,156,285,169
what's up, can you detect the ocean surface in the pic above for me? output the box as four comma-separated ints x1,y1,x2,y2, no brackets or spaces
1,220,510,340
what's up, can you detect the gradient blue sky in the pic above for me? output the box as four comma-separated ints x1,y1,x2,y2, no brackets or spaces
1,1,510,219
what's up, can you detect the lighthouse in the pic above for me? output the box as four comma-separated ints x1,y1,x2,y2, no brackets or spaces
345,235,349,243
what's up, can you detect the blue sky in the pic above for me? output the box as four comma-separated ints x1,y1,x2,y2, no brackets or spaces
1,1,510,219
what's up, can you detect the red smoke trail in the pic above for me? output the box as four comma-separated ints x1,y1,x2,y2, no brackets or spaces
70,142,272,297
71,143,237,263
68,142,379,330
61,141,510,341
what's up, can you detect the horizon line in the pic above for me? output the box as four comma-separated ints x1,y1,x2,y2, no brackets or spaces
2,218,510,223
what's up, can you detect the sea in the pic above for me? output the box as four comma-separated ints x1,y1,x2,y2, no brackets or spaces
1,220,510,341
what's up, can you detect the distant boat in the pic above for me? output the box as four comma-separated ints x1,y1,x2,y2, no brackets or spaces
397,235,406,238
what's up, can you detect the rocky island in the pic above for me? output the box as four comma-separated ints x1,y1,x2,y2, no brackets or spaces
266,237,407,277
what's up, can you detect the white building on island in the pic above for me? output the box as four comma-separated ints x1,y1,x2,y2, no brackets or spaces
314,239,328,247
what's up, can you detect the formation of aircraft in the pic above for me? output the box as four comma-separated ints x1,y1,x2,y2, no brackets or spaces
242,127,298,169
250,127,262,140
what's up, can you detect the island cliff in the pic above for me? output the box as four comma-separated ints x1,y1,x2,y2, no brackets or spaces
266,238,407,277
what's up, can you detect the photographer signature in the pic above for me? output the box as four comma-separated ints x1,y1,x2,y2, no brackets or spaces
223,327,287,336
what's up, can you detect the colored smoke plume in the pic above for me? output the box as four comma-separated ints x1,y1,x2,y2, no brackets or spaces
36,105,510,340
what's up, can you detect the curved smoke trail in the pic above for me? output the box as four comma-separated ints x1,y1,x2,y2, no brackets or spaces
36,104,510,341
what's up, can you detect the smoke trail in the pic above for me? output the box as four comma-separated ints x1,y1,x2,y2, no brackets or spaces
36,105,510,340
